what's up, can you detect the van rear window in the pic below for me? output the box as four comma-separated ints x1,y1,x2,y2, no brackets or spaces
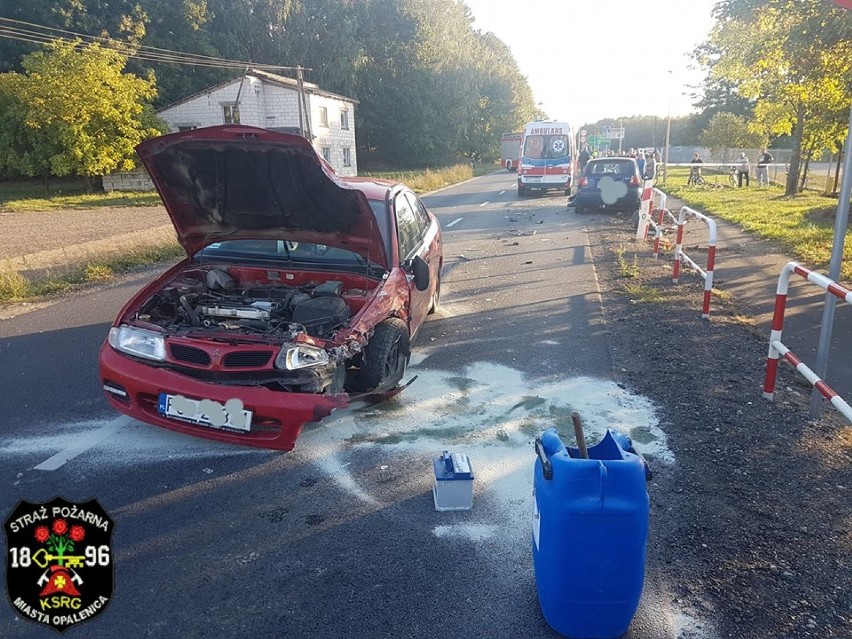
590,161,634,175
523,135,569,159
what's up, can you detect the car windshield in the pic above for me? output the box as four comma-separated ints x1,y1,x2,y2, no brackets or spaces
589,161,635,175
197,239,385,273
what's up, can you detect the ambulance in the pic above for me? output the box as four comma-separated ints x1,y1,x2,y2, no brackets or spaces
516,121,577,196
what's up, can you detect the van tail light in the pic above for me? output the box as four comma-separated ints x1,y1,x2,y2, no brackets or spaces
579,176,589,187
629,175,641,186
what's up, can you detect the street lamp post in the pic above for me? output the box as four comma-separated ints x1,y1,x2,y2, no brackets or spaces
663,70,672,183
809,104,852,417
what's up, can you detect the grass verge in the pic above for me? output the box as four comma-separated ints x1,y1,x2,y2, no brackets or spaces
0,244,184,303
662,167,851,280
1,163,491,305
0,178,162,211
2,164,491,211
361,163,492,193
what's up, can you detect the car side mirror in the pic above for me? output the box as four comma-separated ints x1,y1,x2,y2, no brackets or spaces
412,255,430,291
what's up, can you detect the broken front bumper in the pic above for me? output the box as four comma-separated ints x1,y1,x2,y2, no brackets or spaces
99,344,348,451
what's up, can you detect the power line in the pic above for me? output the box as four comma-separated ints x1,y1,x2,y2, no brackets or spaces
0,27,254,71
0,17,309,73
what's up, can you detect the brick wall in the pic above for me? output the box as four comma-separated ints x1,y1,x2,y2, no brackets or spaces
158,77,265,129
309,93,358,177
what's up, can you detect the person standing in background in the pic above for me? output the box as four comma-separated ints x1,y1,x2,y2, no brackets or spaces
644,153,656,180
579,146,591,173
736,152,750,187
689,152,704,182
636,152,646,177
757,148,773,186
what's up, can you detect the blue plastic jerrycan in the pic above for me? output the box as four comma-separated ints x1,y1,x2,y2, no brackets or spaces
532,428,650,639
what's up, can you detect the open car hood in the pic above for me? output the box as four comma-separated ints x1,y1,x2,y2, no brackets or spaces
136,126,388,269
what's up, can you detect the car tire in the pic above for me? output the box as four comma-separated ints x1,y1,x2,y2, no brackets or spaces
518,184,526,196
356,318,410,392
630,209,640,227
575,203,586,214
428,268,441,315
506,160,513,171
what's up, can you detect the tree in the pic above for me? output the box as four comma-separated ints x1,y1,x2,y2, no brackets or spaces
0,0,542,170
0,39,166,188
579,115,703,152
699,112,764,159
700,0,852,195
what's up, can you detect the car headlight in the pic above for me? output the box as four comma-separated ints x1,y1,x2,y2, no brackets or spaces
275,344,330,370
108,325,166,362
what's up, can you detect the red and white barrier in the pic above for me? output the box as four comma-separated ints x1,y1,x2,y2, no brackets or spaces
651,208,677,258
642,188,672,257
635,181,656,240
763,261,852,422
672,206,718,319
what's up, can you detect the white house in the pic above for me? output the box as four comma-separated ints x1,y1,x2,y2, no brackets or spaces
104,69,358,190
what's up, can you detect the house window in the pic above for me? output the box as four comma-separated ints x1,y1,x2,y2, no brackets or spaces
319,107,329,127
342,147,351,167
340,109,349,130
321,147,331,162
222,104,240,124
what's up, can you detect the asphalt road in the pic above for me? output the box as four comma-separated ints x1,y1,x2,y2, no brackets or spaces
0,173,698,638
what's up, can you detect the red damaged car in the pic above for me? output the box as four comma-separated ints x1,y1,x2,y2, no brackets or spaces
99,125,442,450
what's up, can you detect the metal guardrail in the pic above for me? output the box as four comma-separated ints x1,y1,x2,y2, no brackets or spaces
763,261,852,422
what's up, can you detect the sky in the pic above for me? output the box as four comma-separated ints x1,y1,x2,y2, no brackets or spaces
462,0,720,126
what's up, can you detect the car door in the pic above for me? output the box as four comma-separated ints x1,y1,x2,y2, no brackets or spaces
394,191,437,335
405,190,441,290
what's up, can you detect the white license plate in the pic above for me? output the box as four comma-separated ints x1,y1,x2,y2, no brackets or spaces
158,393,252,432
526,176,543,183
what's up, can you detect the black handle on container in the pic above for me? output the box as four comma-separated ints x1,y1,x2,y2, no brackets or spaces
535,438,553,480
631,447,653,482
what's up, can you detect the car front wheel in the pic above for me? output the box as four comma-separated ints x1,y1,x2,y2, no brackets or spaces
428,270,441,315
356,318,410,392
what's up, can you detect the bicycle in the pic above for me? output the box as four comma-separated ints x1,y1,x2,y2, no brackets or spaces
728,166,738,187
687,169,706,186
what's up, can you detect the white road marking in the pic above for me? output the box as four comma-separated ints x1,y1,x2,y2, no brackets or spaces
479,201,489,207
498,190,506,195
446,217,463,228
33,417,130,471
2,415,262,473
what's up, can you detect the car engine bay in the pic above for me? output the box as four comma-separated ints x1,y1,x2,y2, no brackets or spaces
135,268,354,340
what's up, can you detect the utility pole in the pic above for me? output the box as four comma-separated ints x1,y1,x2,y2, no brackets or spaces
809,0,852,418
296,66,305,137
809,104,852,418
296,66,312,140
663,70,673,183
